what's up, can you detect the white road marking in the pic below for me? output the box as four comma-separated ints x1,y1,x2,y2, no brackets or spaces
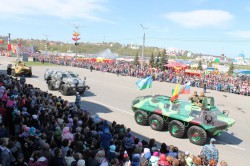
217,141,246,151
85,98,134,115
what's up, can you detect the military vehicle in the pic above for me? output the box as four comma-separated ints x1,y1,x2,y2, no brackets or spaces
7,62,32,77
45,70,89,95
131,95,235,145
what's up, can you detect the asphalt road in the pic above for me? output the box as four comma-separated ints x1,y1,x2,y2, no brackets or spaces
1,56,249,165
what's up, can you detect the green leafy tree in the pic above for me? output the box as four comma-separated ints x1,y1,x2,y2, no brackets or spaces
197,60,203,70
134,52,139,66
149,52,154,67
228,62,234,75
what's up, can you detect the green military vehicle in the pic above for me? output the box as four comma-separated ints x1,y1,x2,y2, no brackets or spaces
131,95,235,145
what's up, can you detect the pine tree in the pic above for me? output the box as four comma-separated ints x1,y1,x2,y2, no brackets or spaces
160,50,167,71
197,60,203,70
154,52,160,68
228,62,234,75
134,52,139,66
149,52,154,67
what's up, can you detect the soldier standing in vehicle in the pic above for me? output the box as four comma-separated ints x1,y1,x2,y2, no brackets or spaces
189,91,199,103
75,92,81,108
198,92,206,103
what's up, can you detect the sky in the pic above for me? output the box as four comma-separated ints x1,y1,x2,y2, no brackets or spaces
0,0,250,58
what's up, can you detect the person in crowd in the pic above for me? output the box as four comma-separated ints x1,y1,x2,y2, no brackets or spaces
220,160,228,166
184,151,193,166
51,148,67,166
157,154,170,166
64,148,75,166
28,151,48,166
0,137,12,166
0,123,9,138
106,145,117,162
13,153,28,166
167,145,178,159
20,75,26,86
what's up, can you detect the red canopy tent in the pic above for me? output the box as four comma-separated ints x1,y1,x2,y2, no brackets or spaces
164,62,189,70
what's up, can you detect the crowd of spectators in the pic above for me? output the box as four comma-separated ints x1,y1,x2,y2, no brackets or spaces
34,55,250,97
0,70,228,165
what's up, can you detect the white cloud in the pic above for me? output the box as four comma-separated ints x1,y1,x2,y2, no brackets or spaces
226,31,250,39
0,0,110,22
164,10,234,28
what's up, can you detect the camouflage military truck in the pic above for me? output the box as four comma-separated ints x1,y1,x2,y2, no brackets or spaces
131,95,235,145
8,62,32,77
45,70,89,95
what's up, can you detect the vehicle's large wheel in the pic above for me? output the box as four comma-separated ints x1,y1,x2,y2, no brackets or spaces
134,110,148,126
79,87,86,95
187,126,207,145
149,114,164,131
61,85,68,96
168,120,186,138
11,70,16,77
48,81,54,90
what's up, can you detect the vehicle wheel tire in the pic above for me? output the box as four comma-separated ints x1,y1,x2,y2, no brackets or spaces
134,110,148,126
61,85,68,96
11,70,16,77
79,87,86,95
48,81,54,90
187,126,207,145
149,114,164,131
168,120,186,138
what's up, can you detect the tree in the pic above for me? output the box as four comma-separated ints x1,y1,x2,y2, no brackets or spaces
197,60,203,70
154,52,160,68
134,52,139,66
149,52,154,67
228,62,234,75
160,49,167,71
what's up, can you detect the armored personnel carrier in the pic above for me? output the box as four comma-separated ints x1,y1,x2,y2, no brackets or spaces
7,62,32,77
131,95,235,145
45,70,89,95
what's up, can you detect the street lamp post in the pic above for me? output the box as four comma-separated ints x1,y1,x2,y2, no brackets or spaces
140,24,148,69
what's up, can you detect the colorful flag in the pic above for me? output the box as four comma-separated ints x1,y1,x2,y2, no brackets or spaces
136,76,152,90
179,81,191,94
171,84,180,102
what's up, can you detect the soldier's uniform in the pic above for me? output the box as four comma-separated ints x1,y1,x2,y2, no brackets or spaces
75,92,81,108
189,91,199,103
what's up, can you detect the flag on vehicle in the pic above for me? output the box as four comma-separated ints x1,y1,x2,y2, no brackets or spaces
136,76,152,90
171,84,180,102
179,81,191,94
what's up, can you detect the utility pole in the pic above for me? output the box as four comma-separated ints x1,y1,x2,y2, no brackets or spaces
7,33,11,57
43,34,48,56
140,24,148,69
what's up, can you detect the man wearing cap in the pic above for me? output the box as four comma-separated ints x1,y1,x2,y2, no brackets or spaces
201,138,219,163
